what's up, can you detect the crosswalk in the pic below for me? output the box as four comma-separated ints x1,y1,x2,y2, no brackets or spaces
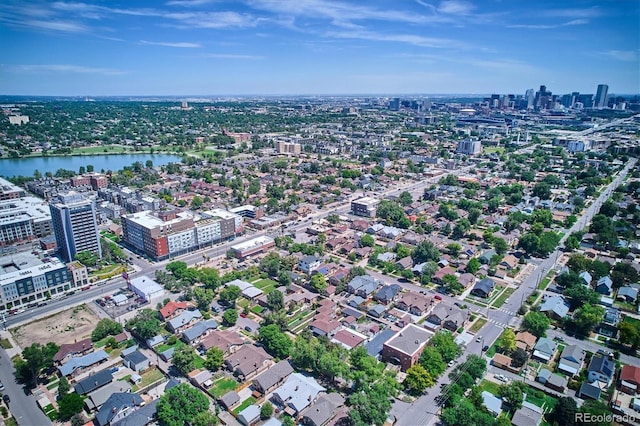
487,318,508,328
497,307,516,315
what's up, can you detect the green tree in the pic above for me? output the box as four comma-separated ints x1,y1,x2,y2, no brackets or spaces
310,274,327,293
419,346,446,377
430,331,461,362
266,290,285,312
91,318,123,342
564,285,600,310
398,191,413,206
572,303,604,335
219,285,241,306
404,364,433,395
223,308,238,326
498,381,527,411
511,348,528,368
446,243,462,257
191,411,219,426
549,397,577,426
412,240,440,263
193,287,215,311
157,383,210,426
497,328,516,353
493,237,509,255
172,345,197,375
126,308,162,340
442,274,464,295
57,392,84,421
577,400,610,426
349,383,392,426
75,250,98,266
19,342,59,386
466,257,481,274
260,402,274,420
58,375,70,395
258,324,292,359
522,311,550,337
204,347,224,372
618,321,640,349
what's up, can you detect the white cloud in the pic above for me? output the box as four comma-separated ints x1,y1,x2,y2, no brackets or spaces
437,0,474,15
507,19,589,29
541,7,602,19
201,53,265,59
7,64,126,75
140,40,202,48
601,50,638,62
325,29,466,49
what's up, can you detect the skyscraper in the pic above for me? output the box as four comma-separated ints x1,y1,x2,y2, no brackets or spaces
525,89,534,110
50,191,102,262
595,84,609,108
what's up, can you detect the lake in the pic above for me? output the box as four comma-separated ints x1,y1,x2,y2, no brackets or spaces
0,153,183,178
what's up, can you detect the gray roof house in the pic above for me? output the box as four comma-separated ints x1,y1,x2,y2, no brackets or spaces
168,309,202,333
218,391,240,410
557,344,585,376
617,285,639,303
374,284,402,304
123,350,149,373
356,280,379,298
300,392,346,426
74,369,113,395
95,392,144,426
86,381,132,411
272,373,326,415
145,335,164,348
110,400,158,426
252,360,295,395
347,275,377,294
539,295,570,320
579,271,592,286
532,337,557,363
368,304,387,318
238,404,260,426
364,329,396,359
511,402,544,426
181,319,218,344
471,278,495,298
481,391,502,416
578,382,602,400
588,355,615,386
595,276,613,295
59,350,109,377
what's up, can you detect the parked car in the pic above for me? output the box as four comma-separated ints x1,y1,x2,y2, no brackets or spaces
476,335,482,343
482,345,489,352
3,394,10,404
0,381,4,391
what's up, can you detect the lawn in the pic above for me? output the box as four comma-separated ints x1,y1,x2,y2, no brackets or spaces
156,340,184,353
73,145,130,154
236,298,250,309
90,263,127,280
42,404,57,421
0,339,12,349
209,377,238,398
479,379,501,396
132,368,165,392
538,277,552,291
470,318,487,333
525,387,557,412
253,278,278,294
492,287,515,308
251,305,264,314
233,397,257,415
193,355,205,370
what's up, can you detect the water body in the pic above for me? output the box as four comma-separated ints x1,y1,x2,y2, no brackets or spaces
0,153,183,178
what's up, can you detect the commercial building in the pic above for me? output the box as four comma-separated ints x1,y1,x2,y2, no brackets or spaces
351,197,379,217
121,208,242,261
275,140,302,155
456,139,482,155
127,275,164,302
0,177,26,201
50,191,102,262
594,84,609,109
0,252,71,311
230,236,275,259
382,324,433,371
0,196,52,246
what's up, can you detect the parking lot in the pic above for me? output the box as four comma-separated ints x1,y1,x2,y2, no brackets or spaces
94,288,149,318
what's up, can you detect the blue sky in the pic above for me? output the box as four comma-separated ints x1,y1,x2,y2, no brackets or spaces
1,0,638,96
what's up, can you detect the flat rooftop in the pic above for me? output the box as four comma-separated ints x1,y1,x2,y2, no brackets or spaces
352,196,378,205
0,196,51,224
384,324,433,356
124,210,195,230
231,236,274,252
0,253,66,286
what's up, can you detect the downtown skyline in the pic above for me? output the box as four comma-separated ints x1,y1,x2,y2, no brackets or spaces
0,0,638,96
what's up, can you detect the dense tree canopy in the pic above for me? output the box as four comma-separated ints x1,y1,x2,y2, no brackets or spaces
157,384,210,426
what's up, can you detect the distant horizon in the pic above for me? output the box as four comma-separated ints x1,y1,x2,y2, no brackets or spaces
1,1,637,96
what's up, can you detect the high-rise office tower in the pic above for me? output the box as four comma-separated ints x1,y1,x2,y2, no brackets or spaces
525,89,534,110
50,191,102,262
595,84,609,108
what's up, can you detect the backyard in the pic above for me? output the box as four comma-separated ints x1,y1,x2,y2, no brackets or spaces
209,377,238,398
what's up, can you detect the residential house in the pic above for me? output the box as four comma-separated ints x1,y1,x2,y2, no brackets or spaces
167,309,202,334
532,337,557,363
158,301,189,321
373,284,402,304
587,355,615,386
617,285,639,303
492,354,513,372
95,392,144,426
219,391,240,411
578,382,602,400
331,329,365,350
198,329,245,355
346,275,378,295
425,304,468,332
481,391,502,416
299,255,321,274
189,369,214,390
59,350,109,377
74,369,113,395
500,254,518,270
272,373,326,416
382,324,433,371
309,318,341,337
123,350,150,373
225,344,272,381
368,304,387,318
364,329,397,360
595,276,613,295
300,393,346,426
181,319,218,344
515,331,537,351
511,402,544,426
395,292,433,316
557,345,585,376
252,360,295,396
539,295,570,320
377,252,396,263
620,365,640,395
85,381,132,411
599,307,621,338
471,278,495,298
432,267,456,285
238,404,260,426
53,338,93,365
458,273,475,289
395,256,413,271
478,250,497,264
536,369,567,392
579,271,592,287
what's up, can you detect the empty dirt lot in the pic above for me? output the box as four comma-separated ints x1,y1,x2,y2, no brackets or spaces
11,304,101,350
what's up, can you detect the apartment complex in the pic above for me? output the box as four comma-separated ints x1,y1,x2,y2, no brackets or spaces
49,192,102,262
351,197,379,217
0,196,52,246
0,177,26,201
0,252,71,311
456,139,482,155
121,208,242,261
275,140,302,155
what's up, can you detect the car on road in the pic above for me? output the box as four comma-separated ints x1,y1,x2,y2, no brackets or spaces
447,360,455,367
0,381,4,391
476,336,482,343
2,394,9,404
495,374,508,382
434,294,442,301
482,345,489,352
554,336,565,342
